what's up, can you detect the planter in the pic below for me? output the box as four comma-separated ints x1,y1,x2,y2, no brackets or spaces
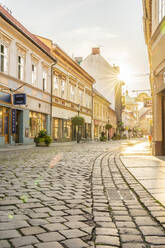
36,142,49,147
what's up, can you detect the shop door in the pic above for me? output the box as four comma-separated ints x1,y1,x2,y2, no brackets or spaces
4,113,9,144
15,110,20,143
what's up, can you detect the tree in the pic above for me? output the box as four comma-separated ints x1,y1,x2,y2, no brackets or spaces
71,116,85,143
105,124,113,141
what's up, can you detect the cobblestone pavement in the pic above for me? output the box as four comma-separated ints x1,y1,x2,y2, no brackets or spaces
0,141,165,248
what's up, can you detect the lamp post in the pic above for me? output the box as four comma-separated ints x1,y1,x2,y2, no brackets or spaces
77,104,80,143
108,118,110,141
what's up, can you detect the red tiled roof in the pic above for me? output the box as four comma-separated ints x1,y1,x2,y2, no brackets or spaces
0,5,56,62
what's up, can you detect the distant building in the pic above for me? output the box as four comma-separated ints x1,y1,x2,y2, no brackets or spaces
81,48,122,121
142,0,165,155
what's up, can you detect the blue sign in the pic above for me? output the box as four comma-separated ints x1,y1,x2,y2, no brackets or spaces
12,109,16,134
0,92,11,103
13,93,26,105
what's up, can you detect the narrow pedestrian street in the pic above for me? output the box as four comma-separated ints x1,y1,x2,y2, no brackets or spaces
0,140,165,248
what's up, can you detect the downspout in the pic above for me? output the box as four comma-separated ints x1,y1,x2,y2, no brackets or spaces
50,62,57,137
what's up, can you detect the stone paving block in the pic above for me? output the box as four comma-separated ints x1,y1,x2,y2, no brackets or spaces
96,222,116,228
37,232,65,242
121,234,143,242
122,243,148,248
43,223,68,231
33,207,51,213
115,221,136,228
51,205,69,211
62,238,88,248
60,228,87,239
64,209,85,215
20,226,45,235
96,246,118,248
96,235,120,246
10,235,39,247
118,227,140,235
34,242,64,248
65,215,87,221
0,230,21,239
48,210,67,216
94,216,112,222
46,216,67,223
28,212,49,218
16,203,43,209
145,236,165,244
65,221,89,229
0,220,29,230
96,228,118,236
28,218,48,226
134,217,157,226
139,225,165,236
0,240,10,248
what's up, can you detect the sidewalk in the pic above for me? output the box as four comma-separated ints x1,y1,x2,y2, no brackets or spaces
121,140,165,207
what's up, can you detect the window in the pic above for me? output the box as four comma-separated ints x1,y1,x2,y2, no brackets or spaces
18,55,24,80
0,44,8,73
70,85,75,101
61,80,65,98
63,120,71,139
159,0,165,23
29,111,46,137
79,89,83,105
43,71,47,91
32,64,37,84
54,76,58,90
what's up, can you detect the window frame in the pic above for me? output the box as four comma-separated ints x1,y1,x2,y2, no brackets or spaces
0,42,8,73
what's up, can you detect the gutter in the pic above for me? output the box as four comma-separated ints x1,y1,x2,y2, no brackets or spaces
50,62,57,137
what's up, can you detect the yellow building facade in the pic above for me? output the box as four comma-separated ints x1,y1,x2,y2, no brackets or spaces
93,89,116,140
143,0,165,154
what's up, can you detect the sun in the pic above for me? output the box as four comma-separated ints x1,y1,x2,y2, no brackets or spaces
118,70,130,83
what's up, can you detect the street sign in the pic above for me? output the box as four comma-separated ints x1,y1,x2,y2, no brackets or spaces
13,93,26,105
0,92,11,103
12,109,16,134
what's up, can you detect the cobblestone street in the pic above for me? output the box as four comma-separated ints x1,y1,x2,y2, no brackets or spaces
0,140,165,248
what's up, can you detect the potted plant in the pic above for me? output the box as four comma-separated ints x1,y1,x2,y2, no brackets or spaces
71,116,85,143
105,123,113,141
34,129,52,147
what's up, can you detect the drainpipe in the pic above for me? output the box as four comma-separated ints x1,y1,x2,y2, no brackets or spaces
50,62,57,137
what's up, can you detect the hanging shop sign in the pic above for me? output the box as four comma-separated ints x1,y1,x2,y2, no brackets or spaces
13,93,26,105
12,109,16,134
0,92,11,103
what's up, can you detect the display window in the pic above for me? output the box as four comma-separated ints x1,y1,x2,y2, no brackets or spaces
29,111,46,137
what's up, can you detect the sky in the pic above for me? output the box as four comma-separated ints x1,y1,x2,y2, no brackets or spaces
0,0,150,93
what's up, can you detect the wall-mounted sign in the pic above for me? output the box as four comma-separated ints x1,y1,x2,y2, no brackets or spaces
13,93,26,105
12,109,16,134
0,92,11,103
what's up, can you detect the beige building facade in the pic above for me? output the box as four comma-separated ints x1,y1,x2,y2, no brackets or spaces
0,6,56,145
143,0,165,154
37,36,95,141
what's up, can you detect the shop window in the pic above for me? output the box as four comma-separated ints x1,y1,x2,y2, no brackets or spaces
0,43,8,73
63,120,71,139
53,118,59,139
32,64,37,84
29,111,46,137
18,55,24,80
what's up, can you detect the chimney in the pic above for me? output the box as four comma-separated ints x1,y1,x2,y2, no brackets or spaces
92,47,100,55
74,57,83,65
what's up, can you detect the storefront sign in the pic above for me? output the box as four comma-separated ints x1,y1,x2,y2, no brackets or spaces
0,92,11,103
13,93,26,105
12,109,16,134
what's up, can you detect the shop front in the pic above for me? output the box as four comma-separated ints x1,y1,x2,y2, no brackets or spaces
29,111,47,138
53,118,71,142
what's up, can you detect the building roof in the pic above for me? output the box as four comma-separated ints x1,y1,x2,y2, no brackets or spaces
0,5,57,63
93,88,111,105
